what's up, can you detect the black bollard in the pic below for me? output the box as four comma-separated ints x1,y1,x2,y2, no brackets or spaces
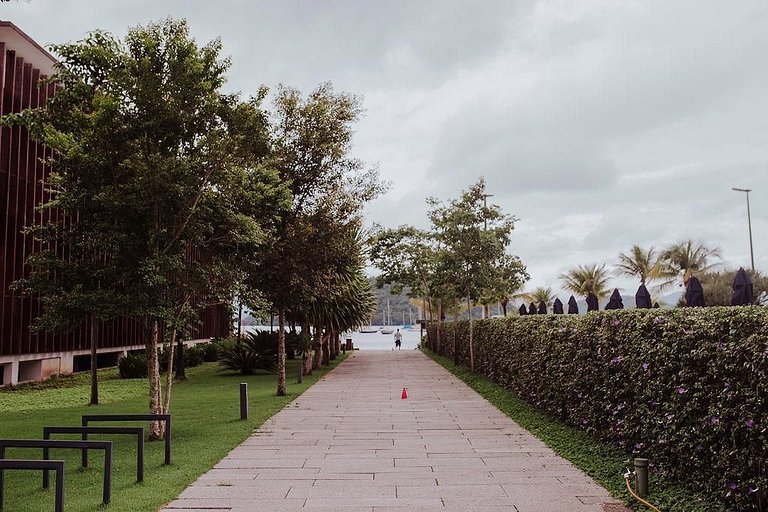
239,383,248,420
634,458,649,497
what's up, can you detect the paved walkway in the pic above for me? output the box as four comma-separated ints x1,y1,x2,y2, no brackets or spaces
164,351,628,512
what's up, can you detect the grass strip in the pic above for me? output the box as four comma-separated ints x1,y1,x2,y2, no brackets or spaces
422,348,723,512
0,356,346,511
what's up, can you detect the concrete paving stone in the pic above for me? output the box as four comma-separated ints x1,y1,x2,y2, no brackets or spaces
287,480,396,499
214,458,307,469
304,498,443,509
396,483,507,498
179,482,295,499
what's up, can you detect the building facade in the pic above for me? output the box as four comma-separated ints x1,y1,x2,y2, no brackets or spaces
0,22,229,385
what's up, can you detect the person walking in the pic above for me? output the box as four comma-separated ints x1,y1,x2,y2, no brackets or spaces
394,328,402,350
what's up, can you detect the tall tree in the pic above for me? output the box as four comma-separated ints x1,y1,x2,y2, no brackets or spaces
428,178,519,372
9,20,284,438
613,245,668,285
519,287,556,309
560,263,611,300
250,83,383,396
660,240,722,287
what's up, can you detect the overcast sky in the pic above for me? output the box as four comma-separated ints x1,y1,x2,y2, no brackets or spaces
4,0,767,299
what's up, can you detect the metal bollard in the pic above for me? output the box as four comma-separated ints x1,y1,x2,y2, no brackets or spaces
634,458,649,497
239,383,248,420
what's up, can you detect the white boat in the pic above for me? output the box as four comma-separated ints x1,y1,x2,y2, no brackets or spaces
359,326,379,333
380,327,394,335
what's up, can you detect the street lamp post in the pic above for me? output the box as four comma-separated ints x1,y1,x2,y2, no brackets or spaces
732,187,755,272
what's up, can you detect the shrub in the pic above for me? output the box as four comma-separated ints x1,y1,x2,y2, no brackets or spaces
184,344,205,368
202,340,224,362
429,307,768,511
218,331,278,374
118,352,148,379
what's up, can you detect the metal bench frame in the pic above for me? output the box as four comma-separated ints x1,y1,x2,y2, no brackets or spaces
0,459,64,512
0,439,112,504
81,414,171,466
43,426,144,483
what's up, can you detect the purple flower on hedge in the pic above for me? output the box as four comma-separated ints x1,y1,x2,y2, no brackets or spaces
729,482,738,491
677,386,687,394
653,316,662,324
710,416,719,424
642,362,649,371
749,486,759,494
613,319,621,326
745,419,755,428
611,356,623,364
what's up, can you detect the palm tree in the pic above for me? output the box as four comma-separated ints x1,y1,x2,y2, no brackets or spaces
659,240,722,287
519,286,556,309
613,245,666,285
560,263,611,299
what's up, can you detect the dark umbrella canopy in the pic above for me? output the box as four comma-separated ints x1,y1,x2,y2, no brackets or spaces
605,288,624,310
567,295,579,314
635,283,652,309
685,276,706,307
537,301,547,314
528,302,537,315
586,292,599,312
553,298,564,314
731,267,754,306
518,304,527,316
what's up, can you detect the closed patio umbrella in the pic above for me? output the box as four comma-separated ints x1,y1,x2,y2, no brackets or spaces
519,304,527,315
684,276,706,307
605,289,624,310
537,301,547,314
653,302,660,308
731,267,754,306
553,298,564,314
528,302,537,315
586,292,599,312
635,283,652,309
567,295,579,314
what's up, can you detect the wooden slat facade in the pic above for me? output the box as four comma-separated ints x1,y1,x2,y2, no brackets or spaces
0,27,229,361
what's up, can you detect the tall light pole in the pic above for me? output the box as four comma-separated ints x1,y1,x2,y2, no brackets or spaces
732,187,755,272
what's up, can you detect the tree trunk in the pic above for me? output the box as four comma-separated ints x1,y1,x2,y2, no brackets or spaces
175,334,186,380
500,299,508,317
322,331,330,366
468,298,475,373
453,311,459,366
312,328,322,370
329,331,337,360
277,309,286,396
436,299,442,355
89,314,98,406
148,319,163,440
237,300,243,341
161,329,176,425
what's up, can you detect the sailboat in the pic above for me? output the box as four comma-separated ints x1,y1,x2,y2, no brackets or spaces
380,298,394,335
403,307,413,330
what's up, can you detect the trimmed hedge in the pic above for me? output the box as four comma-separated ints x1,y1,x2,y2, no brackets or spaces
429,307,768,511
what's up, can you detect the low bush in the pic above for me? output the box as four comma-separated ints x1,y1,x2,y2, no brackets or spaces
184,344,205,368
118,352,148,379
429,306,768,511
218,331,278,374
202,340,224,362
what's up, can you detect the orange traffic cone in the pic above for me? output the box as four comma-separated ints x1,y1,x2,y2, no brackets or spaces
401,388,408,399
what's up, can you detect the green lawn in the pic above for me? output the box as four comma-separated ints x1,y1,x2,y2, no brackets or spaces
0,356,347,511
422,349,723,512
